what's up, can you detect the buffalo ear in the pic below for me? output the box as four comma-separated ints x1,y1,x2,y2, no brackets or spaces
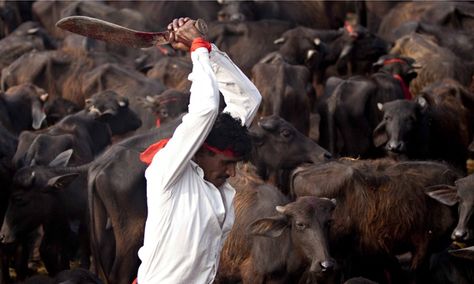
249,215,288,238
373,122,388,147
45,173,79,191
48,149,74,167
425,185,459,206
31,101,47,130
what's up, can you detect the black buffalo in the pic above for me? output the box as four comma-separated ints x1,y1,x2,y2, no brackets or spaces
317,55,417,158
373,79,474,171
13,90,141,169
0,151,89,276
250,115,332,194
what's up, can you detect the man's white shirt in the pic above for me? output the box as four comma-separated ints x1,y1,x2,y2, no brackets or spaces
137,45,261,284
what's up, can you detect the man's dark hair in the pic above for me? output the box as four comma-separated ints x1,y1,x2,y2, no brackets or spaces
205,112,252,158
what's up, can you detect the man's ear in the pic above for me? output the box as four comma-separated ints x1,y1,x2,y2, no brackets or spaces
194,147,208,159
193,147,211,164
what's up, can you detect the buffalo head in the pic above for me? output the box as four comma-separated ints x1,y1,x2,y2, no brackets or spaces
250,196,338,276
250,115,331,178
373,98,428,158
0,150,79,244
84,90,142,134
426,174,474,244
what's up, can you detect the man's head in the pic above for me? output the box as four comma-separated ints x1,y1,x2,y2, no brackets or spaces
194,113,252,187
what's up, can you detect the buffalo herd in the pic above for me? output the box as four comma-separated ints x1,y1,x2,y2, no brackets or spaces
0,1,473,284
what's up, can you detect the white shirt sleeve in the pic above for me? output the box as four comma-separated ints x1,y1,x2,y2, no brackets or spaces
209,44,262,128
145,47,220,193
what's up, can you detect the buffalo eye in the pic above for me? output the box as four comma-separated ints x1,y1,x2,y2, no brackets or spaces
281,129,292,138
384,115,392,121
295,222,306,231
54,182,63,188
160,109,169,118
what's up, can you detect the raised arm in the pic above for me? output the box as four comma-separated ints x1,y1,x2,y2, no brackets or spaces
209,45,262,127
145,18,219,193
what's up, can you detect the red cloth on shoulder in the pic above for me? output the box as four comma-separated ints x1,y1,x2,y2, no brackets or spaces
139,138,170,165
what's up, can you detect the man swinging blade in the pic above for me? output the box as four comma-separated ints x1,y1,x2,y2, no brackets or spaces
135,17,261,284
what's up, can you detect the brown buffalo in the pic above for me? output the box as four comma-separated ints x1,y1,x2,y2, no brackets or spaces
207,20,292,76
426,173,474,244
217,1,360,30
252,54,313,136
137,89,190,128
0,83,48,135
291,159,462,282
146,56,192,92
1,50,165,132
378,2,474,42
0,21,55,71
216,164,337,283
390,33,474,95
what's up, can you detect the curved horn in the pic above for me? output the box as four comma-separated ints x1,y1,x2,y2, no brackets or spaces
338,43,353,60
273,37,285,44
276,205,286,214
27,28,39,34
88,105,101,115
372,57,385,67
40,93,49,102
306,49,316,61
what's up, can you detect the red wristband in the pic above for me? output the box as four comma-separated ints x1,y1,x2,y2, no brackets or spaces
190,38,211,53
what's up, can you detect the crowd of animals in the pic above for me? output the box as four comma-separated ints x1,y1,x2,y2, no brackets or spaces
0,1,473,283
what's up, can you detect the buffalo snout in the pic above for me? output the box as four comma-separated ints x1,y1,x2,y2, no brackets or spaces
0,232,14,244
452,228,469,242
386,140,406,153
0,223,15,244
310,258,337,273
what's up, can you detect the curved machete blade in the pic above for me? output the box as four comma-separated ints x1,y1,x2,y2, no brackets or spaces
56,16,170,48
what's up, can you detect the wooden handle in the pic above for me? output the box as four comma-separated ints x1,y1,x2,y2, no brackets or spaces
195,18,208,36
